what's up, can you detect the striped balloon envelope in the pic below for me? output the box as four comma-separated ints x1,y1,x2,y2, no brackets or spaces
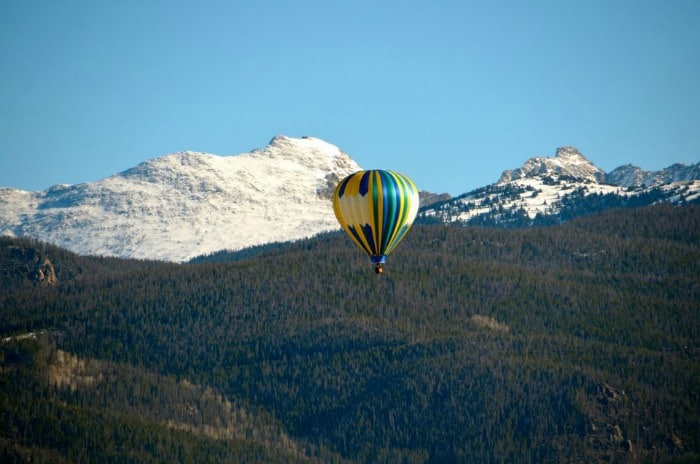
332,170,420,273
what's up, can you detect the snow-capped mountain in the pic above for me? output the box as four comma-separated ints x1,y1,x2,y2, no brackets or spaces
419,147,700,227
0,136,361,262
2,139,698,262
498,146,606,184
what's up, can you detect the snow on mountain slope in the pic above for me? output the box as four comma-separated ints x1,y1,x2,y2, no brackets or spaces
3,139,696,261
420,147,700,226
0,136,361,262
498,147,606,184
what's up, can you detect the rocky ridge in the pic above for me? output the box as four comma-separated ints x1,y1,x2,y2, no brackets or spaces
419,147,699,227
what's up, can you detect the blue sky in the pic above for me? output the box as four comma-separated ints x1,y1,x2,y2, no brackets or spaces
1,0,698,195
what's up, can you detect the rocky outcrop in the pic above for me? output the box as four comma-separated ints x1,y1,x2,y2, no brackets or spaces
607,161,700,188
419,191,451,208
498,146,606,184
32,257,57,285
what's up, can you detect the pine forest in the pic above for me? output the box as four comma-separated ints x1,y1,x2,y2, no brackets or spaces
1,204,699,463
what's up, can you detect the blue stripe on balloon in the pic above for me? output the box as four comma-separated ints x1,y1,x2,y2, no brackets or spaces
348,225,372,256
362,223,377,255
336,176,350,198
359,171,371,197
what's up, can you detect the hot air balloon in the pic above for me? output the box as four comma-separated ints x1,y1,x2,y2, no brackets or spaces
332,170,420,274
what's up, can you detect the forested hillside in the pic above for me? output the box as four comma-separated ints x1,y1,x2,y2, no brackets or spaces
1,204,699,463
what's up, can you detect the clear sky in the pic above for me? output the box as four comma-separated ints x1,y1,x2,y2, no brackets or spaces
1,0,699,195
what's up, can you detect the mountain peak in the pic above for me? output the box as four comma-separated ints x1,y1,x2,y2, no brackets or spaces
498,146,605,184
247,135,359,178
262,135,347,159
0,135,362,262
555,146,584,160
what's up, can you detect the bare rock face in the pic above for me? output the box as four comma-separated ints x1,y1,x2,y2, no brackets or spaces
32,257,57,285
498,146,606,184
611,424,624,443
419,191,451,208
596,381,624,404
621,439,634,453
667,432,686,451
607,161,700,188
